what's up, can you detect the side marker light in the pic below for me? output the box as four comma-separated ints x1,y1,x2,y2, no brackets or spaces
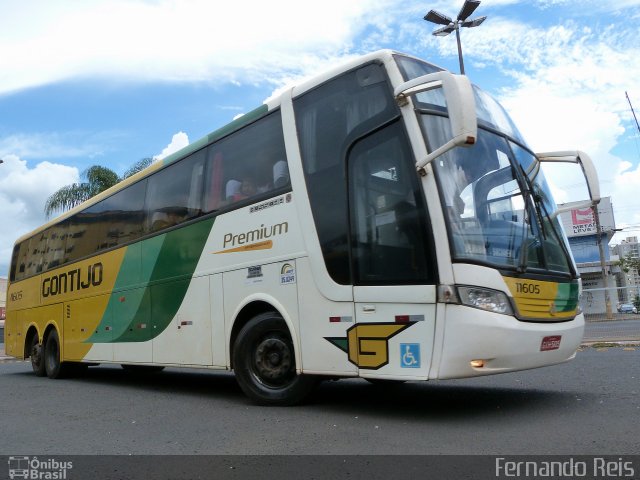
470,359,485,368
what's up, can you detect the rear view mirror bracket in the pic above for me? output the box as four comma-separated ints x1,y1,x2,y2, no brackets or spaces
394,71,478,174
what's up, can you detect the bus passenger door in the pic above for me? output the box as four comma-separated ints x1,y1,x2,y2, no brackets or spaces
348,121,438,379
353,287,436,379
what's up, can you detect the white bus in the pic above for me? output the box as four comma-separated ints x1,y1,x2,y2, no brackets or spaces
4,50,599,405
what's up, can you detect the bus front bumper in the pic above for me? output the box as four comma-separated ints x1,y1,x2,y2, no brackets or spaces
435,305,585,379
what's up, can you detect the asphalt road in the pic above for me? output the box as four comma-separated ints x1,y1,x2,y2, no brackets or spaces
583,319,640,341
0,347,638,456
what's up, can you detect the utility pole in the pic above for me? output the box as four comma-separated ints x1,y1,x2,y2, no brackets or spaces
626,91,640,135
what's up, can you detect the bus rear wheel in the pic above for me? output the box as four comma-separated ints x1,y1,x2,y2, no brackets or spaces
29,334,46,377
233,313,316,406
44,329,70,379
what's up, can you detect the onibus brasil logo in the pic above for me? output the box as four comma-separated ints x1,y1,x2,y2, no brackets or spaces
8,456,73,479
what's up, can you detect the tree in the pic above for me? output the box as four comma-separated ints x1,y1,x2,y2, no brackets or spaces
616,254,640,309
44,158,153,218
617,253,640,275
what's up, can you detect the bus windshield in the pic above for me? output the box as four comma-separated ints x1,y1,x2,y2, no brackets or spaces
394,55,574,276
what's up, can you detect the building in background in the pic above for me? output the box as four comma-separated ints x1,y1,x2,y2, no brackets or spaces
557,197,620,315
612,236,640,304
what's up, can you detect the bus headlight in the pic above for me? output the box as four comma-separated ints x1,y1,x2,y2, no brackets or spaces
457,286,513,315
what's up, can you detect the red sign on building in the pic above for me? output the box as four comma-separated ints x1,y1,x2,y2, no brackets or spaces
570,208,596,235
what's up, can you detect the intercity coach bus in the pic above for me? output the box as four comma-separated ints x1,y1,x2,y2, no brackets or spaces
4,50,599,405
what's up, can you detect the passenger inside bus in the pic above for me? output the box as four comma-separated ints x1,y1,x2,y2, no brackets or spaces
226,176,257,202
224,158,289,204
272,160,289,188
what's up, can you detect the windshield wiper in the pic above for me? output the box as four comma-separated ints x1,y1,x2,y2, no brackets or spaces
532,189,575,274
515,164,545,273
516,162,574,275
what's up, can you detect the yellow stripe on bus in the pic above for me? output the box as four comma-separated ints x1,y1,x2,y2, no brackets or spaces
503,276,578,320
6,248,128,361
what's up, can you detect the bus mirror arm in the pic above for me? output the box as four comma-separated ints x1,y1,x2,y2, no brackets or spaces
414,137,473,176
536,150,601,215
548,200,594,221
394,71,477,175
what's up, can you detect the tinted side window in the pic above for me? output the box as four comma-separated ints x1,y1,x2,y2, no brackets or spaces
9,244,20,281
13,238,34,281
204,110,288,212
294,63,398,284
25,232,47,277
68,179,147,260
45,221,70,270
147,151,205,232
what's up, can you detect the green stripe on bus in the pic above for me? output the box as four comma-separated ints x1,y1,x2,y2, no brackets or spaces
89,217,215,344
556,281,579,312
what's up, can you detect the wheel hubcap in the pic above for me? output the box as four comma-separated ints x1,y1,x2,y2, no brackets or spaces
254,337,292,384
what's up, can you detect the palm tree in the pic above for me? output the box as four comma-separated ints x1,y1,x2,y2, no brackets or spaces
44,158,153,218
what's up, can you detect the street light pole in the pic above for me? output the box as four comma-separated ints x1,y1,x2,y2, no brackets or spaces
424,0,487,76
454,23,465,75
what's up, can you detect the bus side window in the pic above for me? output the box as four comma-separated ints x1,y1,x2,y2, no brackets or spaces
46,221,70,270
9,244,20,282
204,110,287,211
67,179,146,260
146,149,205,232
206,152,224,211
14,240,31,280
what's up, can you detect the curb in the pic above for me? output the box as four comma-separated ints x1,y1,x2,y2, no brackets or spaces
581,340,639,347
0,345,14,362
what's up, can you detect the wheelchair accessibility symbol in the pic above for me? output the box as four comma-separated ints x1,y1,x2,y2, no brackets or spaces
400,343,420,368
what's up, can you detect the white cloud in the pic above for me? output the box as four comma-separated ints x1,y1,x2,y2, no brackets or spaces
0,0,393,95
154,132,190,161
0,155,79,275
0,132,118,160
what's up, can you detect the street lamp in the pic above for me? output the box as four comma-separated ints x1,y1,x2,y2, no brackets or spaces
424,0,487,75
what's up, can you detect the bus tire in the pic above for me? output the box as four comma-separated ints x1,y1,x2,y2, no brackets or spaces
233,313,316,406
29,334,46,377
44,329,69,379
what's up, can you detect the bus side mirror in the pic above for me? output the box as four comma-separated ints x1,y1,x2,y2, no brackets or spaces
394,71,477,174
535,150,601,218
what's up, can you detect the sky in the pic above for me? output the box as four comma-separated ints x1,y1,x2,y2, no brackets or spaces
1,0,639,277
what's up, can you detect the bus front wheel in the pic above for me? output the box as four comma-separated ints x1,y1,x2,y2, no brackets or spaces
233,313,316,406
